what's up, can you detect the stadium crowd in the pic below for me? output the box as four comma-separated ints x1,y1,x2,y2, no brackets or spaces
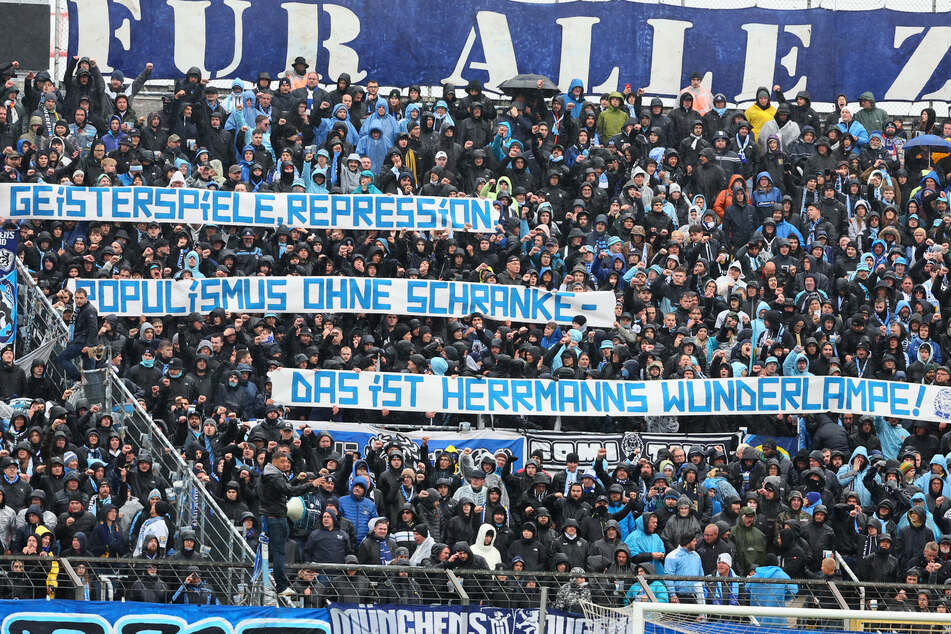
0,53,949,611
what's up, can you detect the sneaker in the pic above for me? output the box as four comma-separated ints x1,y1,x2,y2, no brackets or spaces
277,587,297,597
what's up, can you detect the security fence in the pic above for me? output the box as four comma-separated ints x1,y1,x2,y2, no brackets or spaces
32,556,951,616
15,261,255,564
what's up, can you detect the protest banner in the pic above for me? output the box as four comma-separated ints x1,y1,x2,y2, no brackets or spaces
525,430,742,470
1,183,496,232
71,1,949,103
66,277,616,326
272,369,951,423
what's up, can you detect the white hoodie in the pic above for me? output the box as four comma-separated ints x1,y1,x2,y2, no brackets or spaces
470,523,502,570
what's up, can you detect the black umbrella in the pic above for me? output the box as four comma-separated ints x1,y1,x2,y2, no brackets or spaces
497,74,560,97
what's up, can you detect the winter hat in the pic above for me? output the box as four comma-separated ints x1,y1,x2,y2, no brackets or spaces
717,553,733,567
430,357,449,376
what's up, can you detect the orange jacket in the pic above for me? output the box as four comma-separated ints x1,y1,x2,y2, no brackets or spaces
713,174,748,219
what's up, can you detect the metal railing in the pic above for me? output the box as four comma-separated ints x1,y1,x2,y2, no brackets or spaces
105,368,256,563
14,259,70,382
15,260,255,564
0,555,78,600
35,558,951,614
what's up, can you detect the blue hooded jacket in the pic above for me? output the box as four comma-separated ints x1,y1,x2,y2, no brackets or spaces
355,122,390,175
836,446,872,507
782,351,812,377
873,416,910,461
175,250,205,280
399,103,423,134
751,171,782,214
564,79,586,119
837,119,869,148
914,454,951,499
490,121,512,162
624,515,665,574
315,103,360,147
747,565,797,625
339,476,378,543
362,101,399,147
896,492,942,540
302,160,329,194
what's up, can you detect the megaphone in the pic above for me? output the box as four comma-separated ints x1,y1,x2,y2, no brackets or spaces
286,496,305,522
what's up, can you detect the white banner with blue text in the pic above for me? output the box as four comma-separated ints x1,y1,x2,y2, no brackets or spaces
0,183,496,231
67,277,616,326
271,369,951,422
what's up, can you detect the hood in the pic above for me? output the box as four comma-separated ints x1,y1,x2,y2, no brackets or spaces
756,171,774,185
927,454,948,478
727,173,746,194
452,541,473,558
848,446,869,469
858,91,876,106
475,523,496,548
370,100,390,117
788,351,810,375
404,102,422,121
73,531,88,551
332,103,350,120
613,543,631,561
351,475,370,494
637,561,657,576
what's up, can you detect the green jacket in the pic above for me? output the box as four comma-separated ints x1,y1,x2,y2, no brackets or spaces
854,91,889,135
732,520,766,575
597,92,629,139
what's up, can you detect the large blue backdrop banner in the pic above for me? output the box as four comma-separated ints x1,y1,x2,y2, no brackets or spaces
69,1,951,102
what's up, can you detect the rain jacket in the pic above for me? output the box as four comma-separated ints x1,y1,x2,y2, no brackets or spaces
747,565,797,625
744,88,776,140
597,92,628,139
355,122,390,174
361,101,399,146
836,446,872,507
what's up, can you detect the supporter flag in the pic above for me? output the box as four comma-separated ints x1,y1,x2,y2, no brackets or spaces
0,229,17,346
744,434,799,458
251,534,268,585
